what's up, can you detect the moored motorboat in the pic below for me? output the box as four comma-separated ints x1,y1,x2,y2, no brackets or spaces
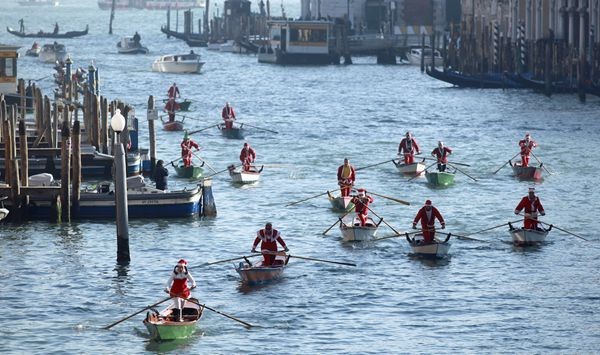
508,223,552,246
406,233,451,258
152,53,204,73
393,159,426,175
39,42,68,63
228,164,263,184
116,37,149,54
25,42,41,56
509,160,543,180
143,298,203,341
219,124,245,139
425,170,455,187
173,161,204,179
339,216,382,242
235,252,289,284
327,191,354,212
406,47,442,66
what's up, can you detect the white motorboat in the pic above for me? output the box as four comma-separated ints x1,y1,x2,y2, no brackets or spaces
407,47,442,66
117,37,149,54
406,233,451,258
25,42,41,57
152,53,204,73
339,216,382,242
39,43,68,63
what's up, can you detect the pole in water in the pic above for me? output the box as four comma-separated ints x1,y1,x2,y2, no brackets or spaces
111,109,130,262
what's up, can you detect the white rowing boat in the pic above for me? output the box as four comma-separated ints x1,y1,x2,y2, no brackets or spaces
406,233,451,258
339,216,381,242
508,223,552,246
228,165,263,184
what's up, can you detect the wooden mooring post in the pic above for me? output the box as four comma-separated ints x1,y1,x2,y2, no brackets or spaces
72,120,81,217
60,120,71,222
147,95,157,177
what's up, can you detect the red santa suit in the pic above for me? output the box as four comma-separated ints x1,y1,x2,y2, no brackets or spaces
431,145,452,171
167,84,180,99
351,190,374,226
337,163,356,197
514,194,545,229
164,99,180,122
239,145,256,171
221,105,236,129
519,137,537,167
165,259,196,320
412,202,445,243
252,227,288,266
180,138,199,167
398,137,420,164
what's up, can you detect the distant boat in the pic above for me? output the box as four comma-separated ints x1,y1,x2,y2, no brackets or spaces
39,43,68,63
18,0,58,5
99,0,205,10
152,53,204,73
25,42,41,57
426,67,524,89
6,25,88,39
116,37,149,54
406,47,442,66
97,0,129,10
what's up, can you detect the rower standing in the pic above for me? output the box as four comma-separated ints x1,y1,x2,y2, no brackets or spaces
337,158,356,197
351,188,374,226
431,141,452,172
518,133,537,167
180,131,199,168
164,259,196,322
221,102,236,129
252,222,289,266
167,82,180,99
412,200,445,243
398,131,420,164
239,142,256,172
164,97,180,122
514,187,545,230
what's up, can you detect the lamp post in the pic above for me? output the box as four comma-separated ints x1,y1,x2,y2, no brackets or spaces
111,109,130,263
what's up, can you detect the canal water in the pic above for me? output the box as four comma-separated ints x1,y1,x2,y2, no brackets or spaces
1,1,599,353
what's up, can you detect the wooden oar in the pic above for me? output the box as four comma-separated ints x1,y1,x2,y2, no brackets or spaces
538,221,588,241
408,162,437,181
183,298,253,328
365,206,401,235
323,210,352,235
197,254,261,267
188,123,221,135
204,164,242,178
463,220,522,237
191,150,217,174
286,190,331,207
242,123,279,134
493,152,520,174
368,191,410,205
447,162,478,181
530,151,553,175
434,230,486,242
104,296,173,329
260,251,356,266
421,156,471,167
355,159,395,171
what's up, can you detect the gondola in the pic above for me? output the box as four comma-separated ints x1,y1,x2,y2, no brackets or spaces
426,67,524,89
6,25,88,38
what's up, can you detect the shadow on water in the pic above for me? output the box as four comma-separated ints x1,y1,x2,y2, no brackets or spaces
112,263,131,296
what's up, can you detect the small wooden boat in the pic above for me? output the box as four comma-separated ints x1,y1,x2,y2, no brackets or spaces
228,164,263,184
509,160,543,180
327,191,354,212
393,159,426,175
508,223,552,246
339,216,382,242
143,298,203,341
425,170,455,187
162,98,192,111
162,119,184,131
406,233,451,258
219,124,245,139
235,252,289,284
173,161,204,179
7,25,88,38
116,37,149,54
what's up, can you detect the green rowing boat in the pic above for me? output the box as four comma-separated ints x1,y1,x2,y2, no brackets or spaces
173,161,204,179
425,171,455,187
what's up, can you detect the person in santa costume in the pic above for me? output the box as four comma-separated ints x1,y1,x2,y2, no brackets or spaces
398,131,421,165
351,188,374,226
221,102,236,129
252,222,289,266
518,133,538,167
412,200,445,243
337,158,356,197
164,97,180,122
180,131,199,168
165,259,196,322
239,142,256,172
167,82,180,99
514,187,545,230
431,141,453,172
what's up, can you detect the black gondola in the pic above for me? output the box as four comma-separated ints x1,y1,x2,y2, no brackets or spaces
426,67,524,89
6,25,89,38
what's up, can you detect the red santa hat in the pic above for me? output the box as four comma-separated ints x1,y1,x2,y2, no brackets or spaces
525,132,531,138
244,142,249,147
357,188,366,195
176,259,187,267
528,187,535,193
425,199,432,206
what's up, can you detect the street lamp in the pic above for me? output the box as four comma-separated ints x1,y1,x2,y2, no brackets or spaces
111,109,130,263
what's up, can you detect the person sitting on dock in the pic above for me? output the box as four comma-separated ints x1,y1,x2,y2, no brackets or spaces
164,97,180,122
398,131,420,164
251,222,289,266
514,187,545,230
165,259,196,322
180,131,199,168
221,102,236,129
133,31,141,45
519,133,538,167
412,200,445,244
167,82,180,99
431,141,452,172
337,158,355,197
239,142,256,172
351,188,374,226
154,159,169,191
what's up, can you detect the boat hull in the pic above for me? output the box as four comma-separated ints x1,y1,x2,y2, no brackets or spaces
228,166,261,184
510,161,543,180
509,227,549,246
394,160,426,175
152,61,204,73
426,67,524,89
407,234,451,258
220,126,245,139
174,163,203,179
425,171,455,186
235,253,288,284
327,191,354,212
118,46,149,55
163,120,184,131
340,216,379,242
143,298,203,341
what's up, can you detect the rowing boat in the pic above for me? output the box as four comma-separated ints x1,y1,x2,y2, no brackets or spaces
163,120,184,131
406,233,451,258
509,160,543,180
339,216,382,242
508,223,552,246
219,124,245,139
162,98,192,111
173,161,204,179
228,165,263,184
393,159,426,175
425,170,455,187
235,252,289,284
327,191,354,212
143,298,203,341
